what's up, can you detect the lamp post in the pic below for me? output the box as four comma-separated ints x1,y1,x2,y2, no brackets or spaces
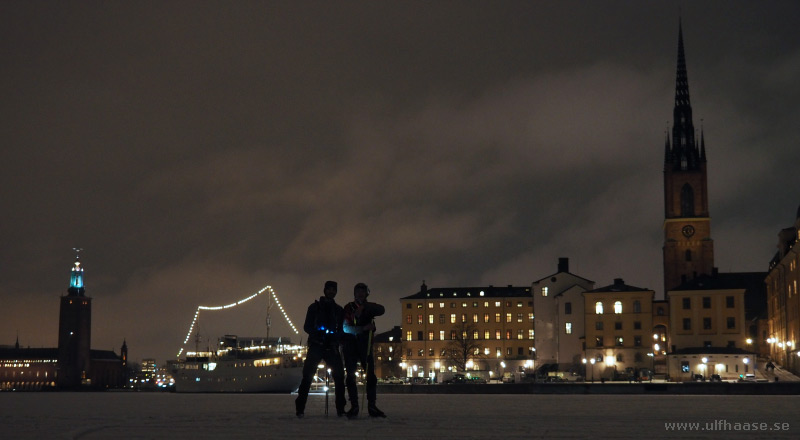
589,358,596,383
582,358,587,382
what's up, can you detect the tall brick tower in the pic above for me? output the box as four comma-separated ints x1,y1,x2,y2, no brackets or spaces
663,22,715,294
57,249,92,388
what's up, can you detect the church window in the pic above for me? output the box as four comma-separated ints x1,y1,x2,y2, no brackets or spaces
680,184,694,216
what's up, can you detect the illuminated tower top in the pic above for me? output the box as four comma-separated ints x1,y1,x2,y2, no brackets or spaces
68,248,85,296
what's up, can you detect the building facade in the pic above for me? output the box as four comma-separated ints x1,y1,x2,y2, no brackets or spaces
666,275,755,381
583,279,655,381
400,283,534,382
532,258,594,373
372,326,403,379
766,208,800,375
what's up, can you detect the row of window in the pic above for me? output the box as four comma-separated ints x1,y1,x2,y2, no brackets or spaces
680,296,736,309
406,347,534,357
586,353,646,363
407,313,534,325
594,336,646,347
407,301,531,309
594,300,643,314
681,317,737,330
594,321,644,330
405,329,535,341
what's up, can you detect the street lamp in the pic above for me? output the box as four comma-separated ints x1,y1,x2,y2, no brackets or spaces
589,358,596,383
582,358,588,382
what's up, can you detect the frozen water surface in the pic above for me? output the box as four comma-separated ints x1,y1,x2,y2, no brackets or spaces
1,393,799,439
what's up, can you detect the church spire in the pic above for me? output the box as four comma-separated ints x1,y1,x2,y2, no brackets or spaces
675,19,691,109
667,19,699,171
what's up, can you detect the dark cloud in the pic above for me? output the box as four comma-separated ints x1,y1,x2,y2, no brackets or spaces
2,1,799,363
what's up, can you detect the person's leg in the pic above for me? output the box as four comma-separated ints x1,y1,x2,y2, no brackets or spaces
295,345,323,417
365,352,385,417
342,344,360,414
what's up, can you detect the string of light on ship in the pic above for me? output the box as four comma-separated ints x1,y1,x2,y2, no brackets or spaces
177,285,299,357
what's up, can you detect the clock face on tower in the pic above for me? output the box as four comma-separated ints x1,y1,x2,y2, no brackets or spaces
682,225,695,238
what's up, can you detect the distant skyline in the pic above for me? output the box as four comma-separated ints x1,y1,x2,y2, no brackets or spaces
2,1,799,364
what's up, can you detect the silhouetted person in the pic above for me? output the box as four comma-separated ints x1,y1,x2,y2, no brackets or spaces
295,281,346,418
342,282,386,418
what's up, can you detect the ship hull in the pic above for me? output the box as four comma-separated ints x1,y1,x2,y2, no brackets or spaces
173,356,303,393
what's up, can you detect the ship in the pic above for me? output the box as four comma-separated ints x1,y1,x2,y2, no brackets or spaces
171,335,304,393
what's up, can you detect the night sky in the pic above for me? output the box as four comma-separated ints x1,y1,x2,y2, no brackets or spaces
2,1,799,365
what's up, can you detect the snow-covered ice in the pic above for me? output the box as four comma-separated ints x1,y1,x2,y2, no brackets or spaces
1,392,799,439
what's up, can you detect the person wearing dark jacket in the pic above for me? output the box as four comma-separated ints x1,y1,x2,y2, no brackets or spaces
295,281,346,418
341,282,386,418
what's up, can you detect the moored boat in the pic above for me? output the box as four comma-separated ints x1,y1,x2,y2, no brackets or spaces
171,335,304,393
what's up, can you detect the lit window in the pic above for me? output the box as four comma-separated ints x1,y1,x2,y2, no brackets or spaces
528,329,534,339
565,322,572,334
428,314,434,324
450,314,456,324
406,331,412,341
439,330,445,340
542,287,548,297
614,301,622,314
596,302,604,314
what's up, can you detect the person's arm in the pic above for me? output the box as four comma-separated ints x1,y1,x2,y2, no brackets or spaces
365,302,385,317
303,303,317,335
342,305,362,335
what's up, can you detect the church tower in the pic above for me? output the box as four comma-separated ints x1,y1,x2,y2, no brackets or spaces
57,249,92,388
663,22,715,293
